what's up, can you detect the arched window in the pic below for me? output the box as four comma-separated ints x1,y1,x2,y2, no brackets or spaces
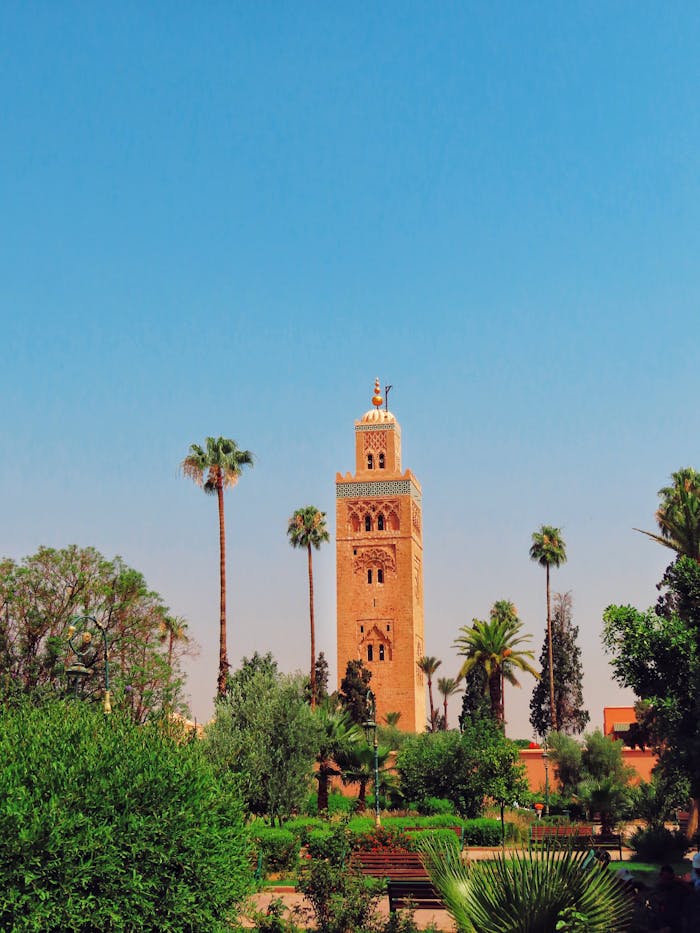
364,515,372,532
367,453,374,470
377,513,385,531
367,569,372,584
377,568,384,584
378,452,385,469
367,644,374,662
379,644,385,661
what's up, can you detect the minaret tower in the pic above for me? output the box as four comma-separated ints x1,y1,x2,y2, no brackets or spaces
336,379,425,731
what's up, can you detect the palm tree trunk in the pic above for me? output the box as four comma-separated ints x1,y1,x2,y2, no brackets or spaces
308,542,316,709
318,765,330,812
546,564,557,731
427,677,436,732
443,696,448,730
489,669,504,725
687,798,700,839
217,478,228,697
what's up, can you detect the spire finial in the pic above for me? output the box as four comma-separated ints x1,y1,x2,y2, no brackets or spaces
372,378,383,409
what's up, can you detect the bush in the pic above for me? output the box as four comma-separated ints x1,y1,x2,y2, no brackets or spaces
408,828,461,852
252,827,299,873
283,816,325,845
305,792,354,816
628,826,690,862
297,859,383,933
461,818,512,846
307,826,353,865
350,825,416,853
0,698,251,932
415,796,455,815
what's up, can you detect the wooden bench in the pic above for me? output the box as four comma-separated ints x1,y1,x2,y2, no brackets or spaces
387,879,443,913
349,850,428,879
529,824,622,859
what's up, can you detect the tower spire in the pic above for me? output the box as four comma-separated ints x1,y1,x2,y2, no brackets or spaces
372,378,383,409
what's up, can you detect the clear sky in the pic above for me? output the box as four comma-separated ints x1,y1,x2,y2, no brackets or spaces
2,3,699,738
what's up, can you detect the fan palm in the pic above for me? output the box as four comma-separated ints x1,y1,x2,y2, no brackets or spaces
436,676,462,730
529,525,567,731
418,837,633,933
416,656,442,732
635,467,700,561
313,705,361,812
181,437,253,697
454,601,537,725
335,740,393,805
287,506,330,709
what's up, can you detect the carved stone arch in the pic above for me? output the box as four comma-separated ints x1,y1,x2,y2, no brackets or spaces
358,623,393,661
353,547,397,575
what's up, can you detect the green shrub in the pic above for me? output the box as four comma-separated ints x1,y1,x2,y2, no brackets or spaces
252,827,299,872
415,796,455,815
283,816,325,845
297,859,383,933
305,792,354,816
628,826,689,862
408,828,461,852
461,818,509,846
307,826,353,865
0,698,251,932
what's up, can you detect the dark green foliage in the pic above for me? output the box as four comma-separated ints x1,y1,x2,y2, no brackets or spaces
251,827,299,873
460,818,517,846
628,826,690,862
414,796,455,816
296,859,383,933
338,659,372,725
304,791,354,816
397,717,528,818
307,826,354,865
530,592,589,737
0,698,251,932
305,651,330,706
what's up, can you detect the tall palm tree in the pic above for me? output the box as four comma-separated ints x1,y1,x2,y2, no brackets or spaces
437,676,462,730
416,656,442,732
181,437,253,697
287,506,330,709
529,526,567,731
158,615,189,670
635,467,700,561
454,601,537,725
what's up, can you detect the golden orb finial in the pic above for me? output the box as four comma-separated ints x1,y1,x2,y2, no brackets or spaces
372,378,383,409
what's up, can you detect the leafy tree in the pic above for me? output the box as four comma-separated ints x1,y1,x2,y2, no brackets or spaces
181,436,253,697
530,592,589,737
436,676,462,730
416,655,442,732
581,729,631,783
338,658,372,725
458,665,491,728
287,506,330,709
529,525,567,731
0,545,191,721
206,658,320,824
454,601,537,725
397,716,528,817
0,698,251,932
635,467,700,560
305,650,330,707
546,731,583,796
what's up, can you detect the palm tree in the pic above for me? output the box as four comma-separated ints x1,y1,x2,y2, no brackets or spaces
436,677,462,730
158,615,189,670
181,437,253,697
454,601,538,725
416,656,442,732
383,711,402,727
313,705,361,812
336,741,393,806
635,467,700,560
287,506,330,709
529,525,567,731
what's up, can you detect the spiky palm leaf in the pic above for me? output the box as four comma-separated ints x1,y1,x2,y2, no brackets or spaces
418,838,633,933
635,467,700,560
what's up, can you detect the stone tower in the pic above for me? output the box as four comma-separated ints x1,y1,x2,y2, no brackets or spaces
336,380,425,731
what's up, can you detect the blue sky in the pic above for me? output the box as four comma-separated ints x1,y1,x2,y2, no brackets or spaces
2,3,699,736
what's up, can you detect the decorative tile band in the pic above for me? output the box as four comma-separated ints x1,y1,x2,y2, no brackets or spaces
336,480,420,501
355,424,397,432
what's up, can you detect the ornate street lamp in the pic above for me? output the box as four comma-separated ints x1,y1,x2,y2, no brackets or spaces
363,690,381,828
66,616,111,714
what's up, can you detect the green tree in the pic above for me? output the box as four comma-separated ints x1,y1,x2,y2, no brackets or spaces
287,506,330,709
530,592,589,737
436,676,462,730
0,698,251,932
338,658,372,725
181,436,253,697
305,650,330,707
635,467,700,560
397,716,527,817
205,656,320,824
0,545,191,721
416,656,442,731
547,731,584,796
454,601,537,725
529,525,567,731
458,665,491,728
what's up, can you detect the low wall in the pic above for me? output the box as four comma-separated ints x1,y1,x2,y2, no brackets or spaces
519,746,658,792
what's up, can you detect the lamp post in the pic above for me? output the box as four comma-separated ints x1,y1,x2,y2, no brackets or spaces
363,690,381,828
66,616,111,714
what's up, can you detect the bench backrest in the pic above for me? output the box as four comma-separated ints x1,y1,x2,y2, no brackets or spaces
530,824,594,839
